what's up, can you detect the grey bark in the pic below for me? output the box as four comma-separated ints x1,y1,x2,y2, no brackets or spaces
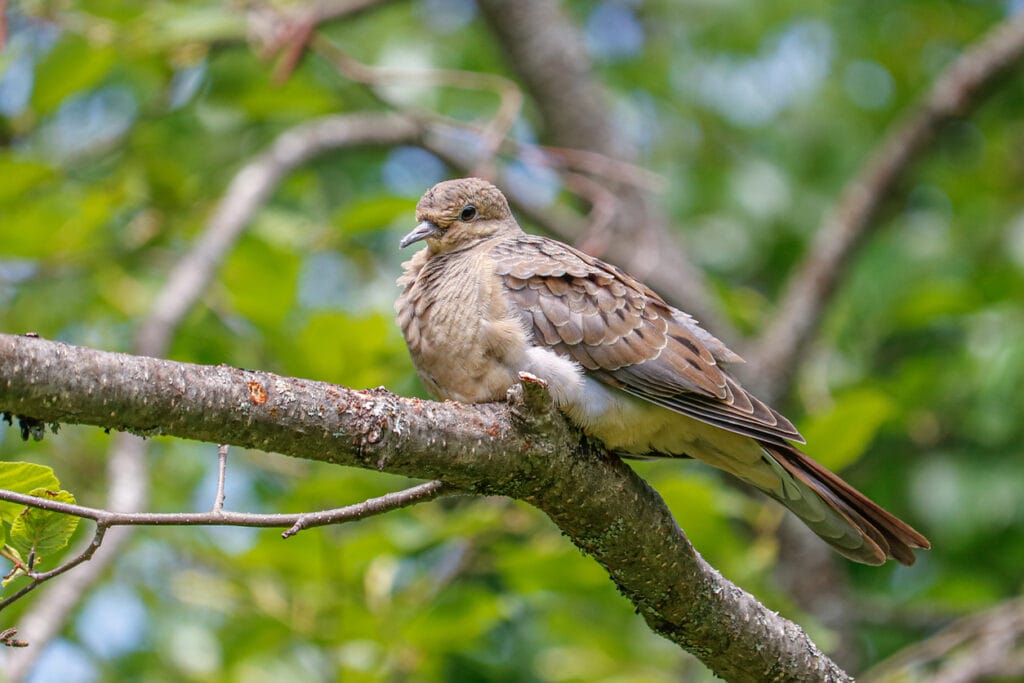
0,333,851,683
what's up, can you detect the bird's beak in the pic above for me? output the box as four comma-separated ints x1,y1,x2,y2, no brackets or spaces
400,221,442,248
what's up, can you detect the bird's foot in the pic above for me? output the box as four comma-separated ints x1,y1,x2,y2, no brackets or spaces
516,371,547,389
507,372,555,421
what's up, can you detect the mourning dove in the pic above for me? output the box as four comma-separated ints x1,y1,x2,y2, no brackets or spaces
396,177,930,565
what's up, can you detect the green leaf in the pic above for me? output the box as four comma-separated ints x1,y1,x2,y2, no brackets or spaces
294,312,408,388
334,196,416,235
134,5,246,48
0,462,61,524
799,388,895,471
222,236,300,329
9,488,80,560
890,278,975,328
1,545,24,588
31,35,116,116
0,157,56,203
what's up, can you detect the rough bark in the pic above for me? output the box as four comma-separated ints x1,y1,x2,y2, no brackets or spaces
0,333,851,683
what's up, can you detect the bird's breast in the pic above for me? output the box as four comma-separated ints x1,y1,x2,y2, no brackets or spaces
396,248,529,403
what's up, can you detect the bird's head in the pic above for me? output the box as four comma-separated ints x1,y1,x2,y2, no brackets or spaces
401,178,518,254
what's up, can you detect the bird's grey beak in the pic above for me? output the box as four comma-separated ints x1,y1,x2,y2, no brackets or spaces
400,221,442,248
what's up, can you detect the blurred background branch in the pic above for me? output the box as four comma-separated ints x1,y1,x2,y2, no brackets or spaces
750,10,1024,404
864,596,1024,683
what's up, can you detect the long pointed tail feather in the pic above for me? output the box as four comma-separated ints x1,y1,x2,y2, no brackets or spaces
761,444,930,566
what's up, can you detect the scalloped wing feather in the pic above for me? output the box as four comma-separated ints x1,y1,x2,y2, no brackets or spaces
491,235,803,445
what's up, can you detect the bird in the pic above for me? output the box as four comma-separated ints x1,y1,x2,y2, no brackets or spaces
395,177,930,565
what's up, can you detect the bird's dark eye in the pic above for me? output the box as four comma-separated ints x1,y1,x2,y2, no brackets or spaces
459,205,478,221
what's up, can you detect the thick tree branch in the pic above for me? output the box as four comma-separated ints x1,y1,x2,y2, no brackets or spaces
0,333,851,682
750,12,1024,402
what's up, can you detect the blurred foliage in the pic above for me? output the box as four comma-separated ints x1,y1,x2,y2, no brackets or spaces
1,0,1024,681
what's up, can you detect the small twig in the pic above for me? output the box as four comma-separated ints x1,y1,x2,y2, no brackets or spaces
268,15,315,84
248,0,393,87
249,0,390,66
212,444,228,512
0,524,108,613
0,0,8,52
0,482,453,613
281,480,452,537
0,482,453,532
310,35,523,177
533,145,668,193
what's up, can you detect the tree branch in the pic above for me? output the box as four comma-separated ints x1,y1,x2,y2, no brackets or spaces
0,473,450,605
750,12,1024,402
0,525,108,614
0,333,851,682
212,444,229,512
863,597,1024,683
134,112,423,356
0,482,450,536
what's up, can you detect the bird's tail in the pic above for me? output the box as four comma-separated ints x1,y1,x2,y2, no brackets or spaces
759,443,930,565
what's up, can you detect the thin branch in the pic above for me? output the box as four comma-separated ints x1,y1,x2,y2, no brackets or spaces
212,444,229,512
246,0,392,83
750,12,1024,402
309,36,523,177
532,144,668,193
134,112,422,356
281,481,452,537
863,597,1024,683
563,171,619,255
0,525,108,613
0,481,451,614
0,482,451,533
0,0,8,52
0,334,852,682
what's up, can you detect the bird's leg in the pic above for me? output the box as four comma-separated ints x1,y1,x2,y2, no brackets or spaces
507,371,559,426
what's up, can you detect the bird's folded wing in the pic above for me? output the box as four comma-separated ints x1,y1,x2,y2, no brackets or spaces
492,236,803,446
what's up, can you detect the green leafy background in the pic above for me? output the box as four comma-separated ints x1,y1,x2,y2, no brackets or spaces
1,1,1023,680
